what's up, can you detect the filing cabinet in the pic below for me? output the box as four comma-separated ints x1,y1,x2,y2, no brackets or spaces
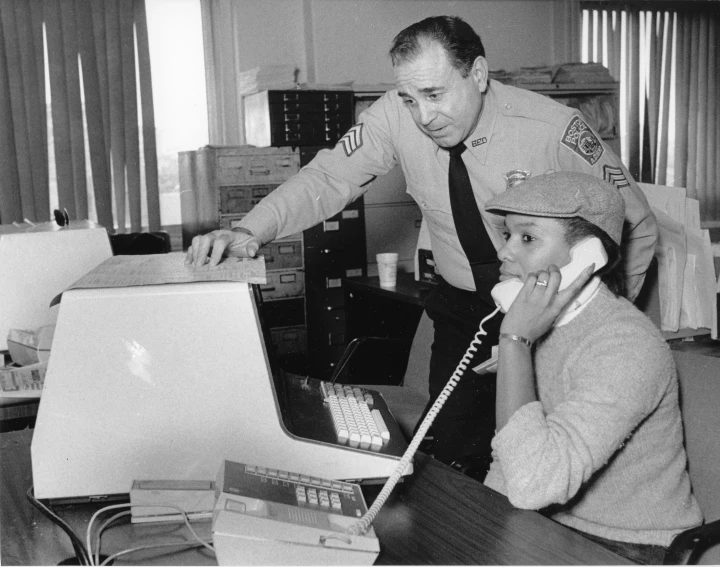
244,90,354,148
227,90,368,378
179,145,307,371
181,138,367,378
298,146,367,380
179,145,301,250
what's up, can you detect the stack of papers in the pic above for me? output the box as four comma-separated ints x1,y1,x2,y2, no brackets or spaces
638,183,717,338
51,252,267,306
488,69,515,85
510,66,556,84
0,362,46,398
553,62,614,84
237,65,298,95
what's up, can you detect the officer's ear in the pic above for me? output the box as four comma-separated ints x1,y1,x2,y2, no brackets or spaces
471,56,489,93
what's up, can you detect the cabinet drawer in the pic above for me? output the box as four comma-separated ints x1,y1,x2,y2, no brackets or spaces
262,297,305,328
218,184,279,215
260,269,305,300
260,239,303,271
216,152,300,185
270,325,307,356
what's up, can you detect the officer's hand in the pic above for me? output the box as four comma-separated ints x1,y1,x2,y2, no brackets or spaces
185,229,261,267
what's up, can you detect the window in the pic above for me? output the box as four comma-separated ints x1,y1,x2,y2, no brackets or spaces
145,0,208,227
581,1,719,222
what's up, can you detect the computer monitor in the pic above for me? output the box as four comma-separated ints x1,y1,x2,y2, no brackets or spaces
31,262,410,502
0,220,112,351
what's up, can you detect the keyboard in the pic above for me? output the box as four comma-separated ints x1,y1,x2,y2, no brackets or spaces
320,382,390,451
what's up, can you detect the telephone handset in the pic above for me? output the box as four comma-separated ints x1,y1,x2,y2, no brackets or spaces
490,237,608,314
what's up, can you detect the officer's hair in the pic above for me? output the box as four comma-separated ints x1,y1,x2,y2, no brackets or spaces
389,16,485,77
561,217,627,298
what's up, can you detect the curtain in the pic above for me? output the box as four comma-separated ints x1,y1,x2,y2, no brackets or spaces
200,0,245,146
581,1,720,223
0,0,159,232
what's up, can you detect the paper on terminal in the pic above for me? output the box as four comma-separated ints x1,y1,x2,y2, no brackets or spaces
50,252,267,306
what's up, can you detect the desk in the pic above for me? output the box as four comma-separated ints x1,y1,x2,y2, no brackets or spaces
343,274,434,385
345,273,435,310
2,428,628,565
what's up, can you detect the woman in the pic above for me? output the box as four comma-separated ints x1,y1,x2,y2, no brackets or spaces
482,171,702,564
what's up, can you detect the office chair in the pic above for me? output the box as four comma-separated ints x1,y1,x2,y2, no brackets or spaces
664,350,720,565
331,311,433,440
109,231,171,255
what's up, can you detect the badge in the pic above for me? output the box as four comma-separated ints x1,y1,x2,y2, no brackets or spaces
561,116,604,166
502,170,531,189
339,124,363,157
603,165,630,189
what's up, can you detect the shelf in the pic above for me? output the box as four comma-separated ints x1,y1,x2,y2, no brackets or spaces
515,82,619,94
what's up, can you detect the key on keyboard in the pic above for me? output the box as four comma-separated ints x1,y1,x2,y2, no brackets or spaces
320,382,389,450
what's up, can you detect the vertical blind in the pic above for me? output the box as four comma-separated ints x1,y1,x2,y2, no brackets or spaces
0,0,159,232
581,1,719,223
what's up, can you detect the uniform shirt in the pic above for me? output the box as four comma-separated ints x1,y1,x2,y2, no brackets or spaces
239,80,657,299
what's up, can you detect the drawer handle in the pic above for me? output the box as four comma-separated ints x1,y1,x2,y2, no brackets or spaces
250,167,271,175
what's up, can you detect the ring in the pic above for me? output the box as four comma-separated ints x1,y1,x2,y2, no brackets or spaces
536,280,548,287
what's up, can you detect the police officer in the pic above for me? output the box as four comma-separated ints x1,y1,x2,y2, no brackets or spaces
186,16,657,480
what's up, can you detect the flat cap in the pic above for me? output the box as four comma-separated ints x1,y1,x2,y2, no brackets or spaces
485,171,625,245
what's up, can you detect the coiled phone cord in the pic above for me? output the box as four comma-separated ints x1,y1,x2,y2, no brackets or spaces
346,305,502,536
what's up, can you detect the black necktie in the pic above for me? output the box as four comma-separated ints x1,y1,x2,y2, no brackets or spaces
448,143,499,296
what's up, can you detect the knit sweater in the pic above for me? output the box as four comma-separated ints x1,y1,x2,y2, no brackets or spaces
484,285,703,546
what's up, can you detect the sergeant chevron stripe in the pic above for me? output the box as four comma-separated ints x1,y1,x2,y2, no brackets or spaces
339,124,363,157
603,165,630,189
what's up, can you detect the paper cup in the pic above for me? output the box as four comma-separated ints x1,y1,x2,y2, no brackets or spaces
376,253,399,287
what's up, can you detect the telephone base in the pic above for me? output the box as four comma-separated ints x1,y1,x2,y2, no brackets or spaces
213,518,380,566
212,460,380,566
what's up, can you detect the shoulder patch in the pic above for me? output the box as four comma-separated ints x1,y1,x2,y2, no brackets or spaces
603,165,630,189
560,116,604,166
338,124,363,157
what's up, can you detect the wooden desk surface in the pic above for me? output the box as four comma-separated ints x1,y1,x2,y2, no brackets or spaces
2,428,629,565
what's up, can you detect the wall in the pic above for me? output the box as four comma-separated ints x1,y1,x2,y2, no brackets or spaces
204,0,574,146
307,0,560,85
227,0,569,85
227,0,307,79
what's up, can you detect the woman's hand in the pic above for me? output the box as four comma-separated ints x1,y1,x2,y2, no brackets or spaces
500,263,596,342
